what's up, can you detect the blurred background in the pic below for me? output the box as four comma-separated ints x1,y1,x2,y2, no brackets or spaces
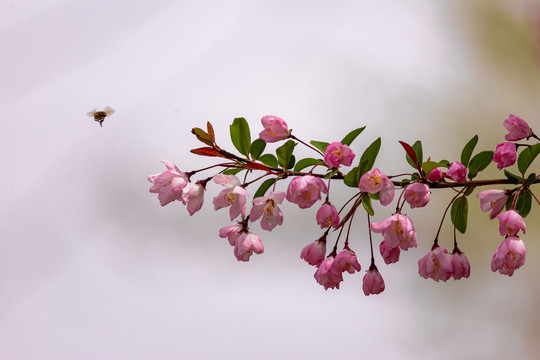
1,0,540,359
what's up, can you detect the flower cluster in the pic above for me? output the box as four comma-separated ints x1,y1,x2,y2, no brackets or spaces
148,113,538,296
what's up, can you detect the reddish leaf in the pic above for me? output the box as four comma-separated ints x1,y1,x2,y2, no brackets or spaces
398,141,418,167
243,162,273,172
190,147,226,158
399,140,425,180
207,121,215,142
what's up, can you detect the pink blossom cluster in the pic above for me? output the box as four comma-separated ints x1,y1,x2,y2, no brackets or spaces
418,245,470,282
476,187,527,276
493,115,532,170
301,239,369,292
147,159,205,214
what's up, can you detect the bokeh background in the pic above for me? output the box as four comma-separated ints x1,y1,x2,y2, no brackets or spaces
1,0,540,359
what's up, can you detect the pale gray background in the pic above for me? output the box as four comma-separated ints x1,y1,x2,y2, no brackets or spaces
1,0,540,359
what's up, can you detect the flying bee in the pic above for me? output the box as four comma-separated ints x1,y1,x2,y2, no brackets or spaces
87,106,115,127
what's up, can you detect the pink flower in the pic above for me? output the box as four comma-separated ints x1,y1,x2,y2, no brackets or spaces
259,115,289,143
286,175,328,209
314,256,343,290
358,168,389,194
497,210,526,236
362,265,385,296
370,213,417,250
449,251,470,280
234,232,264,262
418,246,453,282
181,182,205,215
379,239,400,264
219,223,244,246
316,202,340,229
323,142,356,169
428,167,443,183
446,162,467,182
403,183,431,208
477,189,508,220
379,181,395,206
493,143,517,170
333,247,361,274
250,191,285,231
301,237,327,267
503,114,532,141
491,236,526,276
212,174,249,220
148,159,188,206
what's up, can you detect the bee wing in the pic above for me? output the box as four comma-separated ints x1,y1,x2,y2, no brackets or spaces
104,106,115,116
86,108,97,117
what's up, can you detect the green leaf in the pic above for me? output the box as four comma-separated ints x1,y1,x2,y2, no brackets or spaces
460,135,478,168
341,127,366,146
294,158,321,172
504,170,522,185
515,190,532,218
310,140,330,154
368,192,380,200
362,194,375,216
464,186,475,196
229,118,251,157
287,154,296,170
253,178,276,198
405,141,423,169
422,161,446,177
359,138,381,174
526,173,536,186
223,168,245,175
517,143,540,175
250,139,266,160
258,154,278,168
467,151,493,179
276,140,297,169
343,166,360,187
451,196,468,234
192,127,214,146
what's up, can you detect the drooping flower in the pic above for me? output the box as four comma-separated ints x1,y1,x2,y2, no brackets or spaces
314,256,343,290
301,237,327,267
379,181,395,206
491,236,526,276
333,247,361,274
418,246,453,282
358,168,389,194
476,189,508,220
428,167,443,183
370,213,417,250
379,239,400,264
286,175,328,209
316,202,340,229
497,210,526,236
233,232,264,262
493,142,517,170
181,182,205,215
446,162,467,182
449,250,471,280
403,183,431,208
219,223,244,246
259,115,289,143
148,159,189,206
212,174,249,220
362,265,385,296
503,114,532,141
250,191,285,231
323,142,356,169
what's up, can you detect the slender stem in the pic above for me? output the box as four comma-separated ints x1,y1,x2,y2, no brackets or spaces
187,162,237,177
452,188,468,250
434,187,467,244
530,189,540,206
289,134,325,156
367,214,374,264
344,206,356,247
243,173,271,188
